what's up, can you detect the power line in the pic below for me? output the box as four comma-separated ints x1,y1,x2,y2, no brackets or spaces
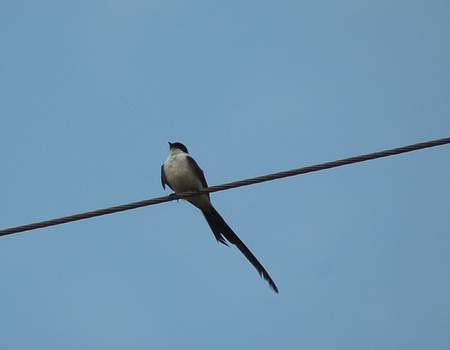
1,137,449,238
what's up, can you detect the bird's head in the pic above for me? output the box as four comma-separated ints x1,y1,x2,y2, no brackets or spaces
168,142,189,154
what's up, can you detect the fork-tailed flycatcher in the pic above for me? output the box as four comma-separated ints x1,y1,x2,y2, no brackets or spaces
161,142,278,293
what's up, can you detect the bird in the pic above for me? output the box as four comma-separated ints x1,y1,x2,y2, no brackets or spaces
161,141,278,293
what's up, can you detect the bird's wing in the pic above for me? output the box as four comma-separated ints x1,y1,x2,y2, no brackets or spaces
186,156,210,198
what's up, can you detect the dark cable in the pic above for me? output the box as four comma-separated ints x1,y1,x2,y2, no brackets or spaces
1,137,449,237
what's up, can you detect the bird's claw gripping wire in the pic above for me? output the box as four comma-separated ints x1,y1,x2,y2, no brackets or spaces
169,193,180,202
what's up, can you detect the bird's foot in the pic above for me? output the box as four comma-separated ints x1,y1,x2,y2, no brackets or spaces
168,193,179,202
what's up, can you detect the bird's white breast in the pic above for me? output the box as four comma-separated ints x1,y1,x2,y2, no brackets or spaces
163,153,203,193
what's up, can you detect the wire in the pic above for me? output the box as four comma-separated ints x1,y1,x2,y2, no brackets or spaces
1,137,449,238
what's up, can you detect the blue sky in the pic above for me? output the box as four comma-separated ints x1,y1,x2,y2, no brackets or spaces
1,1,449,349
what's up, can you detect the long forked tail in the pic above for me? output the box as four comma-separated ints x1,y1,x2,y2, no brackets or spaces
201,206,278,293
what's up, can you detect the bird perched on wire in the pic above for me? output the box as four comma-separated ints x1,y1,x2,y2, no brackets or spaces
161,142,278,293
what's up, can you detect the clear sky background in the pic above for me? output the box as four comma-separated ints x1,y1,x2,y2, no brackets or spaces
1,1,449,349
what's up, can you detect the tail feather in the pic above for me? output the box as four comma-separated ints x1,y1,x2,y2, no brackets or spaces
201,206,279,293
